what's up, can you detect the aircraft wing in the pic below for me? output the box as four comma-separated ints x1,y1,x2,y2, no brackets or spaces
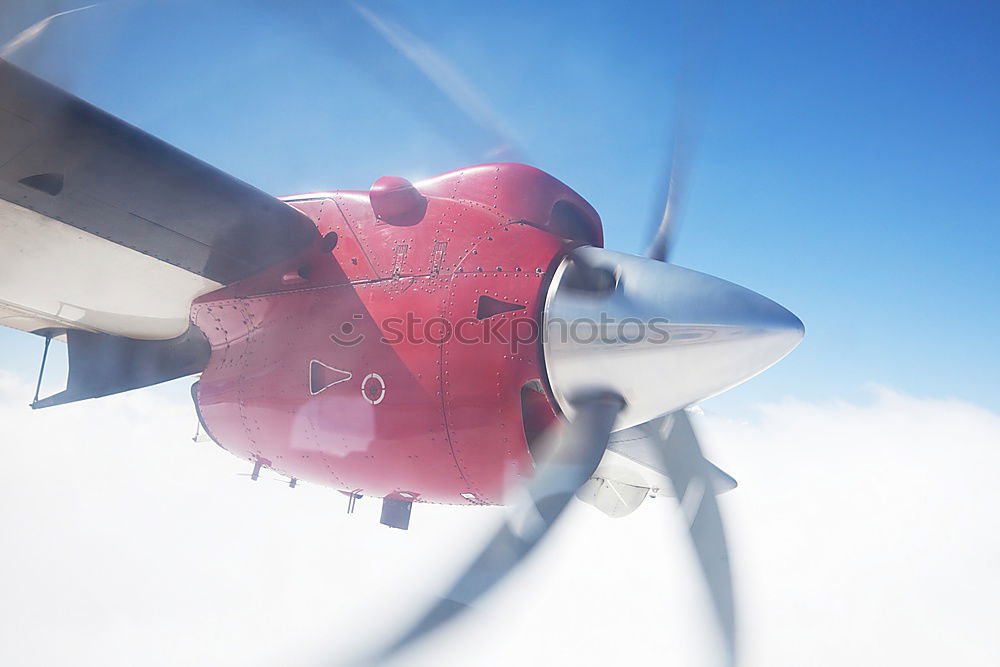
0,58,318,341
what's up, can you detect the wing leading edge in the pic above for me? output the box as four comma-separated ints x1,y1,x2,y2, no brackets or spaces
0,58,318,340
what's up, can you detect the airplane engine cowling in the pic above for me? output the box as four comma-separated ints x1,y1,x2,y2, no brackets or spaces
191,164,602,505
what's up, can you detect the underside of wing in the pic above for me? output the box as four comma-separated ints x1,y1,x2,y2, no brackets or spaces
0,58,318,341
574,421,737,517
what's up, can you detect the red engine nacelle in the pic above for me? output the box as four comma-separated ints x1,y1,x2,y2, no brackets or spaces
191,164,603,505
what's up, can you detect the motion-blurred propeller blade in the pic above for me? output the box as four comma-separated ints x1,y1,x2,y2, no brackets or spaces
644,409,735,664
360,392,624,664
350,1,521,161
643,0,726,262
644,132,689,262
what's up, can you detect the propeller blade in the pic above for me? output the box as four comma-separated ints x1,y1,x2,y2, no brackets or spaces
349,1,521,162
361,392,624,664
644,409,736,664
642,0,726,262
643,133,689,262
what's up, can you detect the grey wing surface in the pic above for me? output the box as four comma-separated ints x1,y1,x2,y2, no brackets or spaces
0,58,317,340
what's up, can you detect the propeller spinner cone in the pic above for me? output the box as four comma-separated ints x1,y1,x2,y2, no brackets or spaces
542,246,804,430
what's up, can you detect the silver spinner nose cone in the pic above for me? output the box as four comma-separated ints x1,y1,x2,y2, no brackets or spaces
542,246,804,430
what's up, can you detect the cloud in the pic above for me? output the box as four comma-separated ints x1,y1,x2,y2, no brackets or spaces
0,374,997,666
700,387,1000,666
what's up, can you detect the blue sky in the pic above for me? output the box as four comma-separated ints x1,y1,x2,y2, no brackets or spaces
2,4,999,666
1,0,998,413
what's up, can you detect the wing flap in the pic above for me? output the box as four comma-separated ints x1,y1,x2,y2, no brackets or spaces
0,196,221,339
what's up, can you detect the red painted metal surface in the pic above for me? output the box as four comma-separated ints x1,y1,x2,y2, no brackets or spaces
191,164,603,505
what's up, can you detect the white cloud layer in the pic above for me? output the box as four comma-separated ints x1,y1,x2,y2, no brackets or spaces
0,373,997,667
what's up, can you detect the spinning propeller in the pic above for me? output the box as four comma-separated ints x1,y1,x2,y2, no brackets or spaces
351,6,800,665
361,196,801,666
1,4,802,665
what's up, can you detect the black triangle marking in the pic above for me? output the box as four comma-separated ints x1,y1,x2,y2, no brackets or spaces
309,360,352,395
476,295,526,320
19,173,64,196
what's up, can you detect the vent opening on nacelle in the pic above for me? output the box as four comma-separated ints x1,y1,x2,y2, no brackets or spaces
549,200,599,245
476,295,526,320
